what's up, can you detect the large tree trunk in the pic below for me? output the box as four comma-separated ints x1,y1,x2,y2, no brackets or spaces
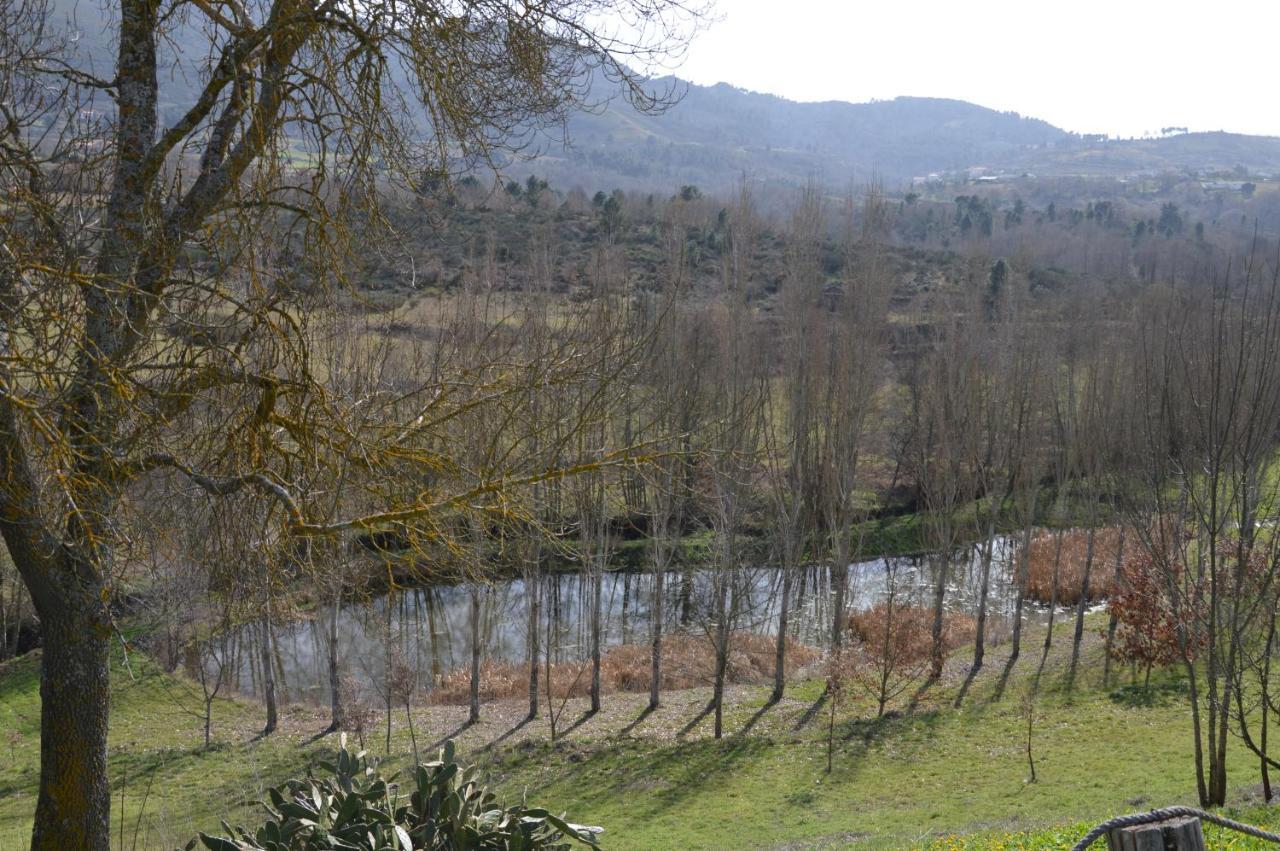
1186,661,1210,806
712,578,730,739
1102,530,1126,688
679,567,693,627
831,533,850,649
1037,530,1064,678
31,601,111,851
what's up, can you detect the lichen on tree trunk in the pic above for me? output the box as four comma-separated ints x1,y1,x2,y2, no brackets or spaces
30,591,111,851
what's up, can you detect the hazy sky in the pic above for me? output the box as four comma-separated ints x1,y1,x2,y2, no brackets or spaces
672,0,1278,138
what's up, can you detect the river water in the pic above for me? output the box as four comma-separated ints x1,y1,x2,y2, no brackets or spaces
212,539,1033,704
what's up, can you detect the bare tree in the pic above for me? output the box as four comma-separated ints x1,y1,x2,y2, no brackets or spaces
0,0,702,840
996,329,1049,691
905,320,980,685
703,197,766,736
762,183,825,703
818,185,891,650
1126,260,1280,806
1064,329,1124,691
636,196,705,711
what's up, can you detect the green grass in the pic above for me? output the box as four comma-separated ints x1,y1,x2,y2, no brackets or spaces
2,618,1280,849
0,652,335,851
480,679,1279,849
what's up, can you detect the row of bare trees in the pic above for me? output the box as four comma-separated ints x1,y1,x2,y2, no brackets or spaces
8,0,1280,833
125,174,1280,790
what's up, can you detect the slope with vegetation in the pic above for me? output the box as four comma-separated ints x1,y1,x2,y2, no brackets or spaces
2,616,1278,849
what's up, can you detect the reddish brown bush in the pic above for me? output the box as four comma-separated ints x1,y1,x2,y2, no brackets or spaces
845,603,974,715
1023,527,1123,606
1106,547,1202,682
425,632,820,706
847,604,975,658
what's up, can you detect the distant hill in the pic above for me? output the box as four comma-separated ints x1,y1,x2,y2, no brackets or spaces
512,79,1280,192
42,0,1280,193
517,82,1070,191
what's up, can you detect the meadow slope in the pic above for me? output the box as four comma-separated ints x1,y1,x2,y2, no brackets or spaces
1,616,1277,849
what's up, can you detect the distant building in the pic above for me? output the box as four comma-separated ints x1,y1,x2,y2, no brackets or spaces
1201,180,1248,192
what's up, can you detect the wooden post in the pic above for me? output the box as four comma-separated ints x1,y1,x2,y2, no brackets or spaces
1106,815,1205,851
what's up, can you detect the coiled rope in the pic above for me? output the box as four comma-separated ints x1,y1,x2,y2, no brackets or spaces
1072,806,1280,849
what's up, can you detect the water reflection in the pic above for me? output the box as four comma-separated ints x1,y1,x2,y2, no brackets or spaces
219,538,1035,704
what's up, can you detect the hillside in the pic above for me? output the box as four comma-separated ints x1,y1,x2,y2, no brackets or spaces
526,84,1068,189
43,0,1280,193
4,617,1279,849
508,77,1280,191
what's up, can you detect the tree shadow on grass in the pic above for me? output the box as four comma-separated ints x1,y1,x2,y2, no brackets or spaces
953,662,983,708
586,735,773,820
1107,680,1187,709
737,700,775,736
429,717,477,751
906,673,939,714
476,716,526,754
989,651,1021,703
305,723,342,745
839,707,941,750
677,698,715,738
618,704,654,738
561,708,597,737
792,690,828,731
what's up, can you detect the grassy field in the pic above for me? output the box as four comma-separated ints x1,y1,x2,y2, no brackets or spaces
1,616,1279,849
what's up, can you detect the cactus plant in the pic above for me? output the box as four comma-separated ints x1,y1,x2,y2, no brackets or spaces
188,736,601,850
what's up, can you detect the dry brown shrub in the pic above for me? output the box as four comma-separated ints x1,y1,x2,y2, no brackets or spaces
1023,528,1123,606
424,632,821,706
338,675,380,749
847,604,974,661
843,603,975,714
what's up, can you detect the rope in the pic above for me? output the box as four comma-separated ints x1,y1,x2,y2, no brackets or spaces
1072,806,1280,850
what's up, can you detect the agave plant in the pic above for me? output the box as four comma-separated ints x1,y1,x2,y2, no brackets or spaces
189,736,601,850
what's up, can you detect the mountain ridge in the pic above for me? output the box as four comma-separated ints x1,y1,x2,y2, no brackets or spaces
43,0,1280,192
516,76,1280,191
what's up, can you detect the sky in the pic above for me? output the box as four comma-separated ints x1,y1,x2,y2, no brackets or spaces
667,0,1279,138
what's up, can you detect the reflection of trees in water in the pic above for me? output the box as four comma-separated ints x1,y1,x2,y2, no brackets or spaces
216,541,1033,704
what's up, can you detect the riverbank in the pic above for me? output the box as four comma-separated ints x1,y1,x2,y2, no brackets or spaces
2,614,1277,849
